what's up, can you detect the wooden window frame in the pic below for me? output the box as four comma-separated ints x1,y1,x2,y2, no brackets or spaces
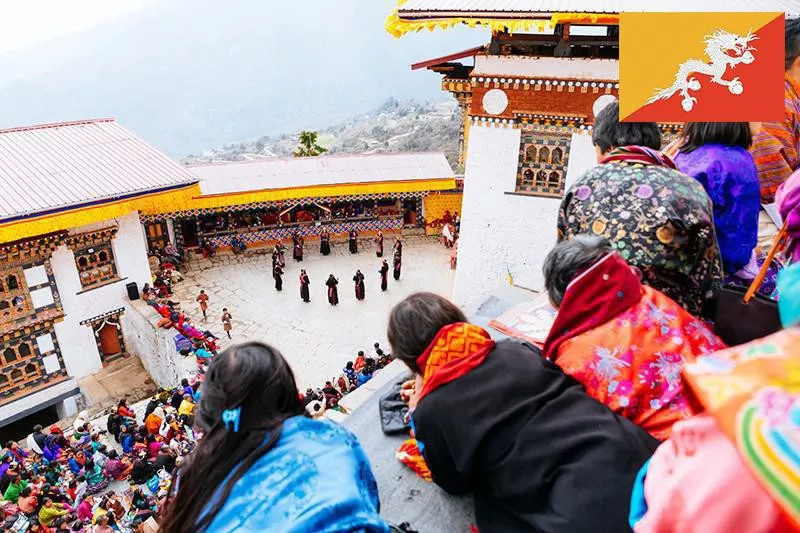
515,129,572,198
74,242,119,290
0,267,34,327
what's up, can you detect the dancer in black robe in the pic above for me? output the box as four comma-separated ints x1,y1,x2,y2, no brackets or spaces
393,238,403,257
273,264,283,291
349,230,358,254
325,274,339,306
299,270,310,302
393,250,402,281
320,230,331,256
379,260,389,292
353,270,365,301
292,232,304,262
276,241,286,266
375,231,384,258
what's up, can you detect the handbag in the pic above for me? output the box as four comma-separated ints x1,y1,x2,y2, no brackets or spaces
712,222,788,346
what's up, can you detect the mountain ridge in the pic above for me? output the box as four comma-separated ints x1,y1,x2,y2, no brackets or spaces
182,98,463,172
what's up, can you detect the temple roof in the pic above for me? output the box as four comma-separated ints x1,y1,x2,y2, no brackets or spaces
189,153,455,196
0,118,198,223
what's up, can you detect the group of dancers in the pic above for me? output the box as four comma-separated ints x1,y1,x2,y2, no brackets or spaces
270,229,403,305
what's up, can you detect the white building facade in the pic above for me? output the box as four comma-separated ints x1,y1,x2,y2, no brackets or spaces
0,119,198,428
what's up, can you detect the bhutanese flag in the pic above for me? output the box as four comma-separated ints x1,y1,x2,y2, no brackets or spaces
620,12,785,122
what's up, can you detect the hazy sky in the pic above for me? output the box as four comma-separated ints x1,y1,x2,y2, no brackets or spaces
0,0,156,54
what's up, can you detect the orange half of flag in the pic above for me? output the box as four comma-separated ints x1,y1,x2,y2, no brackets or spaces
620,12,785,122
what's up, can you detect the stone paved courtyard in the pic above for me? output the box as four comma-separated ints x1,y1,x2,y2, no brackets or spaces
172,235,454,388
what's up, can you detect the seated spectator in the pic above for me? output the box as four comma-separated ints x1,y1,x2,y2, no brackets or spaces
38,498,69,526
116,426,134,455
27,425,47,456
103,451,132,481
631,264,800,532
343,361,357,390
91,445,108,470
154,445,176,474
4,474,28,503
670,122,781,293
387,292,658,532
17,486,38,515
92,513,114,533
159,342,388,533
146,435,162,460
559,101,722,316
178,395,196,424
130,458,155,486
117,399,136,423
353,351,367,372
5,441,28,464
321,381,342,408
145,407,165,436
77,495,94,522
83,460,108,495
542,237,725,440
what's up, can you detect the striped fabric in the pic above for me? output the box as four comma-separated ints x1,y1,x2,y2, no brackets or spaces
752,76,800,203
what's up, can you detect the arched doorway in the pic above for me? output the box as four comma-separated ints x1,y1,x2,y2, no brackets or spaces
98,323,122,360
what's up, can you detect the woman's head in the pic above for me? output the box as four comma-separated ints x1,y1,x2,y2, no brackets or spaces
388,292,467,373
678,122,753,153
160,342,304,533
543,236,614,308
592,100,661,159
20,486,31,498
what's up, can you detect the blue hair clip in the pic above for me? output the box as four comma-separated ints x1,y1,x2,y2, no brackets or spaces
221,406,242,433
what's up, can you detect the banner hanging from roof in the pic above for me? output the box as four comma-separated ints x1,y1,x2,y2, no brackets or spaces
385,8,619,38
0,185,201,244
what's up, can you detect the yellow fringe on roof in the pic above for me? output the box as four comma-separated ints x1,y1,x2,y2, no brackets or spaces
385,10,619,38
0,185,201,244
191,178,457,211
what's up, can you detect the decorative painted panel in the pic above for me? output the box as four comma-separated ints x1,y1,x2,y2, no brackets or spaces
207,218,404,248
516,129,572,197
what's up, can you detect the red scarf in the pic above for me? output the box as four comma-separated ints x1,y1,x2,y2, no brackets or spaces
416,323,496,401
601,145,677,169
543,253,643,361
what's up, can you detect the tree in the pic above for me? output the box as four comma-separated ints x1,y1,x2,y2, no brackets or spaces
293,131,328,157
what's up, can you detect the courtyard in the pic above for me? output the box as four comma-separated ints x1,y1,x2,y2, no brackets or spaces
171,234,455,388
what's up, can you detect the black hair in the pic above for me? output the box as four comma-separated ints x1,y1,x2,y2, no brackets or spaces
160,342,304,533
677,122,752,153
20,486,31,497
543,236,614,307
787,18,800,70
592,100,661,153
388,292,467,374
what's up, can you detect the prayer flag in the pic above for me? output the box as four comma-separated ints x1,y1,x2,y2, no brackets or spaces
620,12,785,122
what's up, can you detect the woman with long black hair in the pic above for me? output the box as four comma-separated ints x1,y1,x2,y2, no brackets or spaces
159,342,388,533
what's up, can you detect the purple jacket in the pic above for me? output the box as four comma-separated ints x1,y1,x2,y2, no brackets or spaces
674,144,760,273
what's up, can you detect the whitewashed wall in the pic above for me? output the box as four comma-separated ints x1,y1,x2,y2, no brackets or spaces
124,301,184,388
453,124,598,308
52,211,153,379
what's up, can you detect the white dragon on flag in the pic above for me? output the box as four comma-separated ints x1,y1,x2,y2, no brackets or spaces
647,29,758,112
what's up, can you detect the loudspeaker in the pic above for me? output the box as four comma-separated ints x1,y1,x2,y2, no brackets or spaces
126,282,140,301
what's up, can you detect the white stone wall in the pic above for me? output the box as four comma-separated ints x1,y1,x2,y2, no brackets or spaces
123,301,184,388
453,124,598,308
51,211,153,379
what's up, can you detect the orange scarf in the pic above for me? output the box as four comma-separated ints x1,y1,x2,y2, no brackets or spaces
416,323,496,401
